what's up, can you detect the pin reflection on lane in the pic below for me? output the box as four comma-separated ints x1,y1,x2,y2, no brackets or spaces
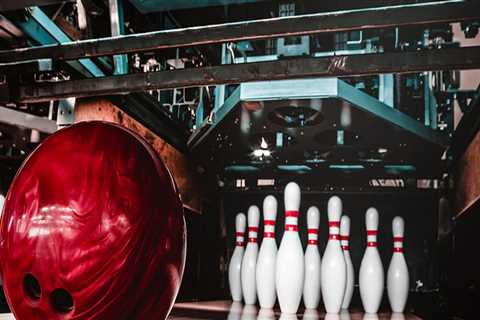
303,308,320,320
390,313,406,320
227,301,243,320
362,313,379,320
257,308,275,320
241,304,258,320
339,310,351,320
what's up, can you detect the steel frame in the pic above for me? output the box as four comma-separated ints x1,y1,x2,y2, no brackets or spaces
14,46,480,103
0,0,478,63
0,106,57,133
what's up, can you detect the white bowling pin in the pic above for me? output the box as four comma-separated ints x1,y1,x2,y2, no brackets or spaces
241,205,260,304
276,182,305,314
0,194,5,214
321,196,347,313
229,213,246,301
340,215,354,310
359,207,384,313
387,216,409,313
256,195,278,309
303,206,321,309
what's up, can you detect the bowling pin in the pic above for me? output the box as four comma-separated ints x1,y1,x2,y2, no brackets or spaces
321,196,347,313
359,207,384,313
276,182,305,314
229,213,246,301
303,206,321,309
340,215,354,310
0,194,5,214
256,195,278,309
387,216,409,313
241,205,260,304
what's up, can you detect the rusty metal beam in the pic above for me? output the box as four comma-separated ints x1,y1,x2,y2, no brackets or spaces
1,0,479,63
15,46,480,103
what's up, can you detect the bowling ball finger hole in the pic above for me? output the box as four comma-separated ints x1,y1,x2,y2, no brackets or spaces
23,273,41,301
50,289,74,314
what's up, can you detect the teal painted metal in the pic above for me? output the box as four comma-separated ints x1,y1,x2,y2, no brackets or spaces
110,0,128,75
225,165,259,172
329,165,364,170
384,165,416,174
17,7,104,77
277,165,312,172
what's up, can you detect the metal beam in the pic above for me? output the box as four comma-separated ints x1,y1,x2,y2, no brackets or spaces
14,7,104,78
0,106,57,133
0,0,478,63
0,0,73,12
15,46,480,103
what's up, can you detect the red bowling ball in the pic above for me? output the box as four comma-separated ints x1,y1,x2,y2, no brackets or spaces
0,121,186,319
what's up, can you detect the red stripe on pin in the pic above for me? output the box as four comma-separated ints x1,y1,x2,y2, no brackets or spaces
264,220,275,225
367,241,377,247
235,232,244,237
236,241,245,247
329,221,340,227
393,247,404,253
285,224,298,232
248,227,258,232
248,237,257,243
329,234,340,240
308,239,318,245
264,232,275,238
285,210,299,217
340,235,349,241
342,245,349,251
308,229,318,235
393,237,404,242
367,230,378,235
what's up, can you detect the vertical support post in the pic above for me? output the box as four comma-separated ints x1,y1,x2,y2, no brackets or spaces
195,87,205,130
424,72,438,129
214,43,228,111
109,0,128,75
379,74,394,108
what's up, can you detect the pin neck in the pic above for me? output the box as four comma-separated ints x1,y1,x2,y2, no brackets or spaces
307,228,318,245
263,219,275,238
393,236,404,252
235,232,245,247
340,235,349,251
366,229,377,247
285,210,299,232
248,226,258,243
328,221,340,240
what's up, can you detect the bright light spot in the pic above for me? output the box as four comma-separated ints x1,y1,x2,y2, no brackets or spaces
260,137,268,149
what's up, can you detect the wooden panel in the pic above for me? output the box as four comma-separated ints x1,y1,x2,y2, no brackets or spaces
454,129,480,216
74,98,203,213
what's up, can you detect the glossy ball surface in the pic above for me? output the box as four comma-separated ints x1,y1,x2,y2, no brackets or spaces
0,121,186,319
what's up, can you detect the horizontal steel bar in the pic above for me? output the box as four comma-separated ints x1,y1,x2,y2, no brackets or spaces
0,0,478,63
0,106,57,133
16,46,480,103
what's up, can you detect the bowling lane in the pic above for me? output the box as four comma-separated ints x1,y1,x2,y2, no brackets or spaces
168,300,423,320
